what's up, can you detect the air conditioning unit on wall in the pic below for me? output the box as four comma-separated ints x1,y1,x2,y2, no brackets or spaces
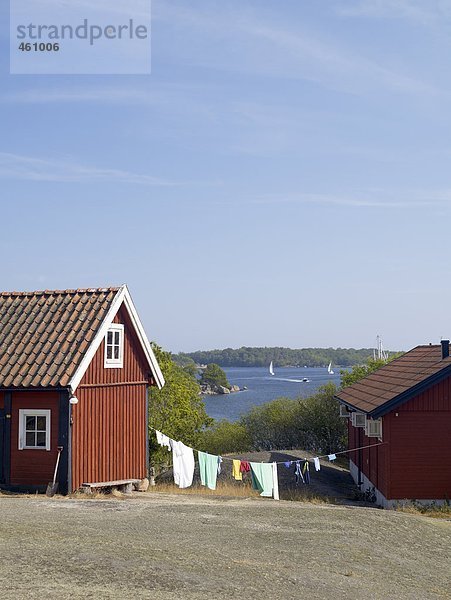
351,412,366,428
339,404,350,417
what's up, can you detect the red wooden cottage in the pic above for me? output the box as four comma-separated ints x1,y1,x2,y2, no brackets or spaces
336,341,451,507
0,286,164,494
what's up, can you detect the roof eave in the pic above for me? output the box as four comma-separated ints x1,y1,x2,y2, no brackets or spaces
68,285,165,392
122,286,165,390
336,364,451,418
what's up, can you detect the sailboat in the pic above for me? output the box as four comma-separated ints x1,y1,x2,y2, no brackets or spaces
373,335,388,362
327,361,334,375
269,361,275,376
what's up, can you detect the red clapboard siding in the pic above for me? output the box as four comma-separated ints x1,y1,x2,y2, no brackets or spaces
386,410,451,499
348,374,451,500
398,376,451,411
10,391,59,486
348,419,389,498
71,384,147,491
71,301,149,491
386,376,451,499
79,305,149,386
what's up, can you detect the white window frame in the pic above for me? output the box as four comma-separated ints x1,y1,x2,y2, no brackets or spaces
339,404,350,418
18,409,51,451
104,324,124,368
351,412,367,428
365,418,383,439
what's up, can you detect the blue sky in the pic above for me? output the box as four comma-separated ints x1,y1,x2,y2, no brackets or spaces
1,0,451,352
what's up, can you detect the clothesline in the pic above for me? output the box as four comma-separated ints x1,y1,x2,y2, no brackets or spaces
149,426,385,465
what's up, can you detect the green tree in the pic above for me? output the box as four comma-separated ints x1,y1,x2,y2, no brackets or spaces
148,343,213,467
238,384,346,453
297,383,346,453
340,356,401,388
200,363,230,388
199,420,252,455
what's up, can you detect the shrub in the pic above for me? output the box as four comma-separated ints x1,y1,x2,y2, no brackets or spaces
240,397,303,451
199,420,252,455
239,383,346,454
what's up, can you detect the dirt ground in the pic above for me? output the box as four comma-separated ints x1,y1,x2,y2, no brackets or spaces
0,493,450,600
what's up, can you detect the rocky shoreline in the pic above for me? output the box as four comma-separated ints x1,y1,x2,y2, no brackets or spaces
200,383,245,395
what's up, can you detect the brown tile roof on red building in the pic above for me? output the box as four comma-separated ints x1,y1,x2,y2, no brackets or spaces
336,344,451,417
0,287,120,388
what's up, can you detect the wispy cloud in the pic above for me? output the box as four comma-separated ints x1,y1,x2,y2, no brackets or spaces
251,190,451,208
0,152,179,185
244,21,441,96
0,88,161,105
335,0,450,24
12,0,151,20
155,2,445,97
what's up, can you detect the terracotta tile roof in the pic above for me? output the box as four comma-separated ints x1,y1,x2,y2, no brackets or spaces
336,345,451,415
0,287,120,388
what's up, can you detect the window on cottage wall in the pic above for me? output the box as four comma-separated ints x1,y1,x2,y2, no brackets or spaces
18,409,51,450
104,323,124,368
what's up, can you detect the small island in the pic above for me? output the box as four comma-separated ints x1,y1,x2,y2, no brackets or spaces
198,363,242,395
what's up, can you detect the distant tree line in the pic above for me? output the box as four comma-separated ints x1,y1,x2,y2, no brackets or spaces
174,346,397,368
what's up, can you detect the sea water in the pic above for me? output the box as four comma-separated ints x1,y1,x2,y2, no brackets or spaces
202,366,343,422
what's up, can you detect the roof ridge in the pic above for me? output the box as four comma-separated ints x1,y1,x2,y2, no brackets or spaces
337,343,451,415
0,287,121,297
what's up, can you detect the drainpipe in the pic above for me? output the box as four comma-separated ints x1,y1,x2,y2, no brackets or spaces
357,426,363,487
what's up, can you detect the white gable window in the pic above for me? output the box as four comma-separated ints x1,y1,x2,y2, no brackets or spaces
18,409,51,450
365,418,383,439
104,324,124,368
351,412,367,428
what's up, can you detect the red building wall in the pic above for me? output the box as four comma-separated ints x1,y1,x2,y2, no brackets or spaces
10,391,60,486
348,421,389,498
386,376,451,500
71,304,150,491
349,375,451,501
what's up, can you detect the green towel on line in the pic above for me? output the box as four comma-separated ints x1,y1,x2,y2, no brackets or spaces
250,462,273,497
198,451,218,490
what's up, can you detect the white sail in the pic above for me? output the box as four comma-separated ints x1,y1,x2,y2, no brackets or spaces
269,361,275,376
328,361,334,375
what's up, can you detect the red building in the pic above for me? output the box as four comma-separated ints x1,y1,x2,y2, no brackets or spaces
336,341,451,507
0,286,164,494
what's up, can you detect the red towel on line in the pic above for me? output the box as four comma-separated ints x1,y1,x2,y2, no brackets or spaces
240,461,250,473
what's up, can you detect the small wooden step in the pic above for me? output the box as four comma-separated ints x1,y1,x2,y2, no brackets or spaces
81,479,140,494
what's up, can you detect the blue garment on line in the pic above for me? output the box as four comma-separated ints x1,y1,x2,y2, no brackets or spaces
295,461,304,485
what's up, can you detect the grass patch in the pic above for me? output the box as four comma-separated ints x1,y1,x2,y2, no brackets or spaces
279,488,336,504
149,481,333,503
394,500,451,519
148,480,261,498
